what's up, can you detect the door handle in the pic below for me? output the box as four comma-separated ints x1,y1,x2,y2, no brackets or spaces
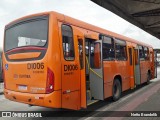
63,90,71,94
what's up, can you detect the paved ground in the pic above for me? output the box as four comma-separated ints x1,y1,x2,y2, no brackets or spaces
0,68,160,120
0,82,3,95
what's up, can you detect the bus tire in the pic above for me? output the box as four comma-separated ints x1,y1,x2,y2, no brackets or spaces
112,79,122,101
147,72,151,85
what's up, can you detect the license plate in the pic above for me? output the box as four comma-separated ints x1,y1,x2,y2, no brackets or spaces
18,85,27,90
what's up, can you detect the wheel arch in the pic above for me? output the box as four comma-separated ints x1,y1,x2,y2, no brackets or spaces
114,75,122,87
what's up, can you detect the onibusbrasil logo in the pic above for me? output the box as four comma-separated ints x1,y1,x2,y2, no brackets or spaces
1,112,42,118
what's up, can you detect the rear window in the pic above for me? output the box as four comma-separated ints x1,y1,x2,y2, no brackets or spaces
4,16,48,52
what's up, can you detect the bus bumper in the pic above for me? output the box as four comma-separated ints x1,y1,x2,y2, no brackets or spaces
4,89,61,108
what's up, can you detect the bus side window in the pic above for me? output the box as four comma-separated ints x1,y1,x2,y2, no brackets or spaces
85,41,89,56
144,47,149,60
150,51,153,62
129,48,132,65
103,36,115,61
139,46,145,61
78,39,84,69
115,39,127,61
135,49,139,65
91,42,101,68
94,43,101,68
62,25,75,60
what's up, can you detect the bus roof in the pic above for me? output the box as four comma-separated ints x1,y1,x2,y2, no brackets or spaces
59,12,152,48
6,11,152,48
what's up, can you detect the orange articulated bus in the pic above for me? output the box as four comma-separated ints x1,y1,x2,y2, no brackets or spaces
3,11,157,110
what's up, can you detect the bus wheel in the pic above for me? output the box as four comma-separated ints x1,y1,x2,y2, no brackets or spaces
112,79,122,101
147,72,151,85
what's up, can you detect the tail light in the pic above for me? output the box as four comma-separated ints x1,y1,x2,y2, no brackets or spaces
46,68,54,93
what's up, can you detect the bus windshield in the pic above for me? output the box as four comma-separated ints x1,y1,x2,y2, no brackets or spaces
4,16,48,52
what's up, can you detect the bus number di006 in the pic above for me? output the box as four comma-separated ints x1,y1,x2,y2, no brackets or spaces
27,63,44,69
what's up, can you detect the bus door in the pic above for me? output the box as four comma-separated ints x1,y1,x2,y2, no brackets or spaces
128,47,135,88
89,40,104,100
154,50,157,78
134,46,141,85
77,36,86,108
60,24,81,110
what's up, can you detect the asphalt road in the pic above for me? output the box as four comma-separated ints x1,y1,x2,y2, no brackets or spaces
0,68,160,120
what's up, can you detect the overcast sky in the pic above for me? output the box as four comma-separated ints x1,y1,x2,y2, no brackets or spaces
0,0,160,50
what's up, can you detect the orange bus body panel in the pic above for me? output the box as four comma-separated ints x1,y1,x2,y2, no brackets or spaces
8,52,41,60
4,89,61,108
3,11,155,110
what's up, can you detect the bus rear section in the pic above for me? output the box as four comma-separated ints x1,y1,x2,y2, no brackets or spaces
2,13,104,110
3,14,61,108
